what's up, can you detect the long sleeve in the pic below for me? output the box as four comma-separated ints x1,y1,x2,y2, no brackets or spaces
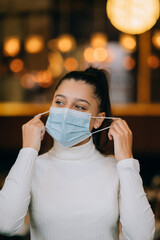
117,158,155,240
0,148,38,236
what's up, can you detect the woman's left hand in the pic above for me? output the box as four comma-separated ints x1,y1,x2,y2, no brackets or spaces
108,119,133,162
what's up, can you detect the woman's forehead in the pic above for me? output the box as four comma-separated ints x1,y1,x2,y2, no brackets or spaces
54,79,95,98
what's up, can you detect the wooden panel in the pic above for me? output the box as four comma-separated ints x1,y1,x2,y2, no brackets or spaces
137,31,151,103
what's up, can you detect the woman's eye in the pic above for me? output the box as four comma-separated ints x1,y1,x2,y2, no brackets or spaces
55,100,64,106
75,105,86,110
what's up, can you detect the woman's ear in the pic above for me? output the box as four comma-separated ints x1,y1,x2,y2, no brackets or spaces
94,112,106,129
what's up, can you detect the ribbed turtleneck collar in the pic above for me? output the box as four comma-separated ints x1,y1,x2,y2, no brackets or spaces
49,137,97,161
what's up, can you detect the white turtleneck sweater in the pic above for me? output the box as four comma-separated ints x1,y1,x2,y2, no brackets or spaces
0,138,155,240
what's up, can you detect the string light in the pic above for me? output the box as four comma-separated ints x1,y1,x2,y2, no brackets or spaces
152,31,160,49
120,34,136,52
84,47,95,63
57,34,76,52
93,48,108,62
147,55,159,69
122,56,136,70
90,33,107,48
9,59,24,73
25,35,44,54
36,70,53,88
48,51,64,78
20,73,36,89
3,37,20,57
64,57,78,71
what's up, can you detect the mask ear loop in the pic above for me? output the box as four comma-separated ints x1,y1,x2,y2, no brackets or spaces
92,126,110,135
34,110,50,117
91,116,120,135
91,116,119,120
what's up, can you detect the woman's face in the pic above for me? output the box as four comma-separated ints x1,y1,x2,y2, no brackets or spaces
51,79,105,145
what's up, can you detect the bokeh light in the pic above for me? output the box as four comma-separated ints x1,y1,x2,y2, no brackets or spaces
20,73,36,89
57,34,76,52
147,55,160,69
36,70,53,88
152,31,160,49
106,0,160,34
25,35,44,54
90,33,107,48
93,48,108,62
84,47,95,63
120,34,136,52
122,56,136,70
3,37,21,57
9,59,24,73
48,51,64,78
64,57,78,71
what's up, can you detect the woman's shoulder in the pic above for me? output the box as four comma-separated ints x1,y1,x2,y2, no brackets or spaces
96,153,119,179
97,151,117,167
104,154,117,165
35,149,53,165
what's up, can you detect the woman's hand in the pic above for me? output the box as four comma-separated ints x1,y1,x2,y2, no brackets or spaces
108,119,133,162
22,115,45,152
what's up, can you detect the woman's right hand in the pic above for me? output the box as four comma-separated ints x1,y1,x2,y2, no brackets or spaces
22,115,45,152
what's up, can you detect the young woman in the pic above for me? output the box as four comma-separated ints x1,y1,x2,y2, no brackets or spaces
0,67,155,239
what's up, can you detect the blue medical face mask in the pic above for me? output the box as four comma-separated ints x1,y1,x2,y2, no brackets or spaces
36,107,118,148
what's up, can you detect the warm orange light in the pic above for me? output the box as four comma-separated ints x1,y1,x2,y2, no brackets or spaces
84,47,95,63
25,35,44,53
36,70,53,88
93,48,108,62
20,73,36,89
152,31,160,49
147,55,159,69
48,52,64,78
58,34,76,52
9,59,24,73
120,34,136,52
91,33,107,48
106,0,160,34
122,56,136,70
64,57,78,71
3,37,20,57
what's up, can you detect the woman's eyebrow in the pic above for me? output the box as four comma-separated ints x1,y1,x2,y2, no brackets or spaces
55,94,90,106
75,98,90,106
55,94,66,99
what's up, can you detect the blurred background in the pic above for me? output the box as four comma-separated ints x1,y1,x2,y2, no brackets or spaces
0,0,160,239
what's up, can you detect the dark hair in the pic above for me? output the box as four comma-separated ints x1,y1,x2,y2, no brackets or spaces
55,66,112,154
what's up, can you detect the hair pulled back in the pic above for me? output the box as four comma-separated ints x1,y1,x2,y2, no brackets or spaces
55,67,112,153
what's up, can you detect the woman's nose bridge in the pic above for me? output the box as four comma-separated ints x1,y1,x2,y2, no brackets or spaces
65,101,75,110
